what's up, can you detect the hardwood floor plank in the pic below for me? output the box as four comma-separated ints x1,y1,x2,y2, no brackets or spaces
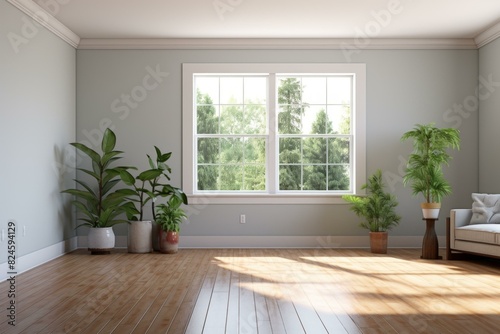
239,273,258,334
225,269,240,334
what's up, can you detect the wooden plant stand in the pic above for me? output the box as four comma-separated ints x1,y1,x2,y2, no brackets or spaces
421,218,442,259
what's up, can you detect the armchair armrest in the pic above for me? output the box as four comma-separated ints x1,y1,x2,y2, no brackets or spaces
447,209,472,259
450,209,472,228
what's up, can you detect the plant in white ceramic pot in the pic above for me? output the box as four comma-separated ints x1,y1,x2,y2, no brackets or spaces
342,170,401,254
401,123,460,219
62,128,132,254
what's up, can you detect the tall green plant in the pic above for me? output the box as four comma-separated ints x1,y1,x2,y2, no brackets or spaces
62,128,132,228
118,146,188,221
155,196,187,232
401,123,460,203
342,170,401,232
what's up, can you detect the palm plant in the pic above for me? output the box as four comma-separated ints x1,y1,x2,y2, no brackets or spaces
62,128,132,228
342,170,401,232
401,123,460,203
155,196,187,232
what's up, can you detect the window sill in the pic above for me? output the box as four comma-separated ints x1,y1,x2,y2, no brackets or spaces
186,193,351,205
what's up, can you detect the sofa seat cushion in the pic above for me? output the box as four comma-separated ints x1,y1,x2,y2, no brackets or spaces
455,224,500,245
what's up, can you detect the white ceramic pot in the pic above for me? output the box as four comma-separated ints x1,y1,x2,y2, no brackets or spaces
421,202,441,219
128,221,153,253
88,227,115,254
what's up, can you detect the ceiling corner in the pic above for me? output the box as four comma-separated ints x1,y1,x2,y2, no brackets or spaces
475,21,500,48
7,0,80,48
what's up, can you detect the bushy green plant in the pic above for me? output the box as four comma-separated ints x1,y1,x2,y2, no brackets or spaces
401,123,460,203
62,128,132,228
118,146,188,221
342,170,401,232
155,196,187,232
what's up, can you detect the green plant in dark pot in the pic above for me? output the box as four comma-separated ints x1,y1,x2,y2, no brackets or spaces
155,196,187,254
342,169,401,254
401,123,460,219
62,128,133,254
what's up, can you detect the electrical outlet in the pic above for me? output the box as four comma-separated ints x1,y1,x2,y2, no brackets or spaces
240,214,246,224
23,225,26,237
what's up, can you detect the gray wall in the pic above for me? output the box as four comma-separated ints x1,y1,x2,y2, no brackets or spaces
0,1,76,259
77,48,478,238
479,38,500,192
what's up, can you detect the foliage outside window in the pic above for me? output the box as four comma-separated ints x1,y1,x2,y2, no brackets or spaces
183,64,366,204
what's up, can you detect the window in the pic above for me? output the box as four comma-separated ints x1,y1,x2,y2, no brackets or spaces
182,64,366,204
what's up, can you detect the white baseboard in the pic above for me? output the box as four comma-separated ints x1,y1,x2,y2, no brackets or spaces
178,235,446,249
76,235,445,249
0,237,78,282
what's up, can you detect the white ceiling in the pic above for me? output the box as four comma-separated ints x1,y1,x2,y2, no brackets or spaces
32,0,500,40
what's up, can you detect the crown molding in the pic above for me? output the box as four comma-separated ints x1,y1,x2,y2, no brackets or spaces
78,37,477,50
6,0,497,51
475,21,500,48
6,0,80,48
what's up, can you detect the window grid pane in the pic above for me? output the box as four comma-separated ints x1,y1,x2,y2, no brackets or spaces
196,74,268,192
277,75,353,192
195,73,354,193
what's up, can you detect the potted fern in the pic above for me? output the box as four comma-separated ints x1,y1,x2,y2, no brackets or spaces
342,170,401,254
401,123,460,219
62,128,132,254
155,195,187,254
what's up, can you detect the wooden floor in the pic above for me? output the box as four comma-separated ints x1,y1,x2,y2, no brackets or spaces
1,248,500,334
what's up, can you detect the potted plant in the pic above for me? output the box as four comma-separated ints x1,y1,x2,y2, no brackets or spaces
155,195,187,254
342,170,401,254
118,147,188,253
62,128,132,254
401,123,460,219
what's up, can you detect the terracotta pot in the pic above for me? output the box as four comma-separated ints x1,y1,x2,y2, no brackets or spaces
421,202,441,219
369,231,388,254
128,221,153,253
88,227,115,255
159,230,179,254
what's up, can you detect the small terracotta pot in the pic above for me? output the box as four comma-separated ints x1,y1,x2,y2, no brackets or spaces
369,231,388,254
159,230,179,254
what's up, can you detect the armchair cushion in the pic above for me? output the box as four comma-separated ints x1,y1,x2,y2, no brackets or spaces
470,193,500,224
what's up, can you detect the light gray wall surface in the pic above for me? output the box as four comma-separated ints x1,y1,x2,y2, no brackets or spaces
479,38,500,193
76,48,478,239
0,1,76,259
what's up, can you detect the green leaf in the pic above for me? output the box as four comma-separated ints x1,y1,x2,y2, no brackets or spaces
118,170,136,186
71,143,100,164
102,179,121,196
102,128,117,153
102,150,123,167
137,169,162,181
62,189,95,202
154,146,162,159
147,155,155,169
74,179,96,197
159,152,172,163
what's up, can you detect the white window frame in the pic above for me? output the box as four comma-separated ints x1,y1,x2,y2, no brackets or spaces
182,63,366,204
